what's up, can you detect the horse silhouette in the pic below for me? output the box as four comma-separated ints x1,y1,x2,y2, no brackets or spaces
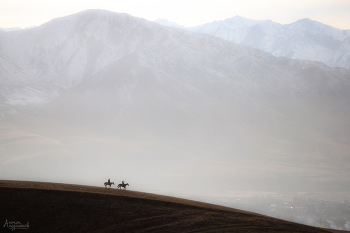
104,181,114,188
117,183,129,190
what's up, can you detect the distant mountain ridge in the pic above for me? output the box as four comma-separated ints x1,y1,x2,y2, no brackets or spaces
155,16,350,69
2,10,349,112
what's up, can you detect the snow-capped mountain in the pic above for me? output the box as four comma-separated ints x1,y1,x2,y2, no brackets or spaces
1,10,349,113
1,10,350,193
186,16,350,69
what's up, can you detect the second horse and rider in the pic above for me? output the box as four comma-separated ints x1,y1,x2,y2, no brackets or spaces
104,179,129,189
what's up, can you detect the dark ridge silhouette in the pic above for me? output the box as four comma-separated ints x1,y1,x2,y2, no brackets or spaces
0,180,346,233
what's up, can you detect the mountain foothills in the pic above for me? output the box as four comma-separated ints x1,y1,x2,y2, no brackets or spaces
158,16,350,69
0,9,350,193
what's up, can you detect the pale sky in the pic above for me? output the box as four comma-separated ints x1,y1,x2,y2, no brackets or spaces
0,0,350,29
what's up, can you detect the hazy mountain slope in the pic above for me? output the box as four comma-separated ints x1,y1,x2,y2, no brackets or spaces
0,9,350,194
0,10,172,111
187,17,350,69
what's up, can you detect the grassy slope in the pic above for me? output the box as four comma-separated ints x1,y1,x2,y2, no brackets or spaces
0,180,345,233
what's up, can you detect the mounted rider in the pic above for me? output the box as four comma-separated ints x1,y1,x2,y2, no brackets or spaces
117,181,129,190
108,178,111,185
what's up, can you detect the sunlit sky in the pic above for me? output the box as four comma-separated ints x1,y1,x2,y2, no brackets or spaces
1,0,350,29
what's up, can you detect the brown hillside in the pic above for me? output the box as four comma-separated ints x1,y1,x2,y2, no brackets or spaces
0,180,346,233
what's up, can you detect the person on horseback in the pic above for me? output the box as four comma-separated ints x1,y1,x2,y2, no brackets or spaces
108,178,110,185
122,181,125,185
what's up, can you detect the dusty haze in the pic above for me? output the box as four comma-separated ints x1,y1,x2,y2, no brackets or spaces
0,9,350,230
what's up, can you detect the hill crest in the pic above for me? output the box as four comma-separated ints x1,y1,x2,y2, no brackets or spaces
0,180,344,233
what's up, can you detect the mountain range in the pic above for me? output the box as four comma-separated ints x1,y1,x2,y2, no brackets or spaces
156,16,350,69
0,9,350,195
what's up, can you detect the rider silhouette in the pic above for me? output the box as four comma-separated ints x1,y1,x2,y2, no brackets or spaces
122,181,125,185
108,178,110,185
